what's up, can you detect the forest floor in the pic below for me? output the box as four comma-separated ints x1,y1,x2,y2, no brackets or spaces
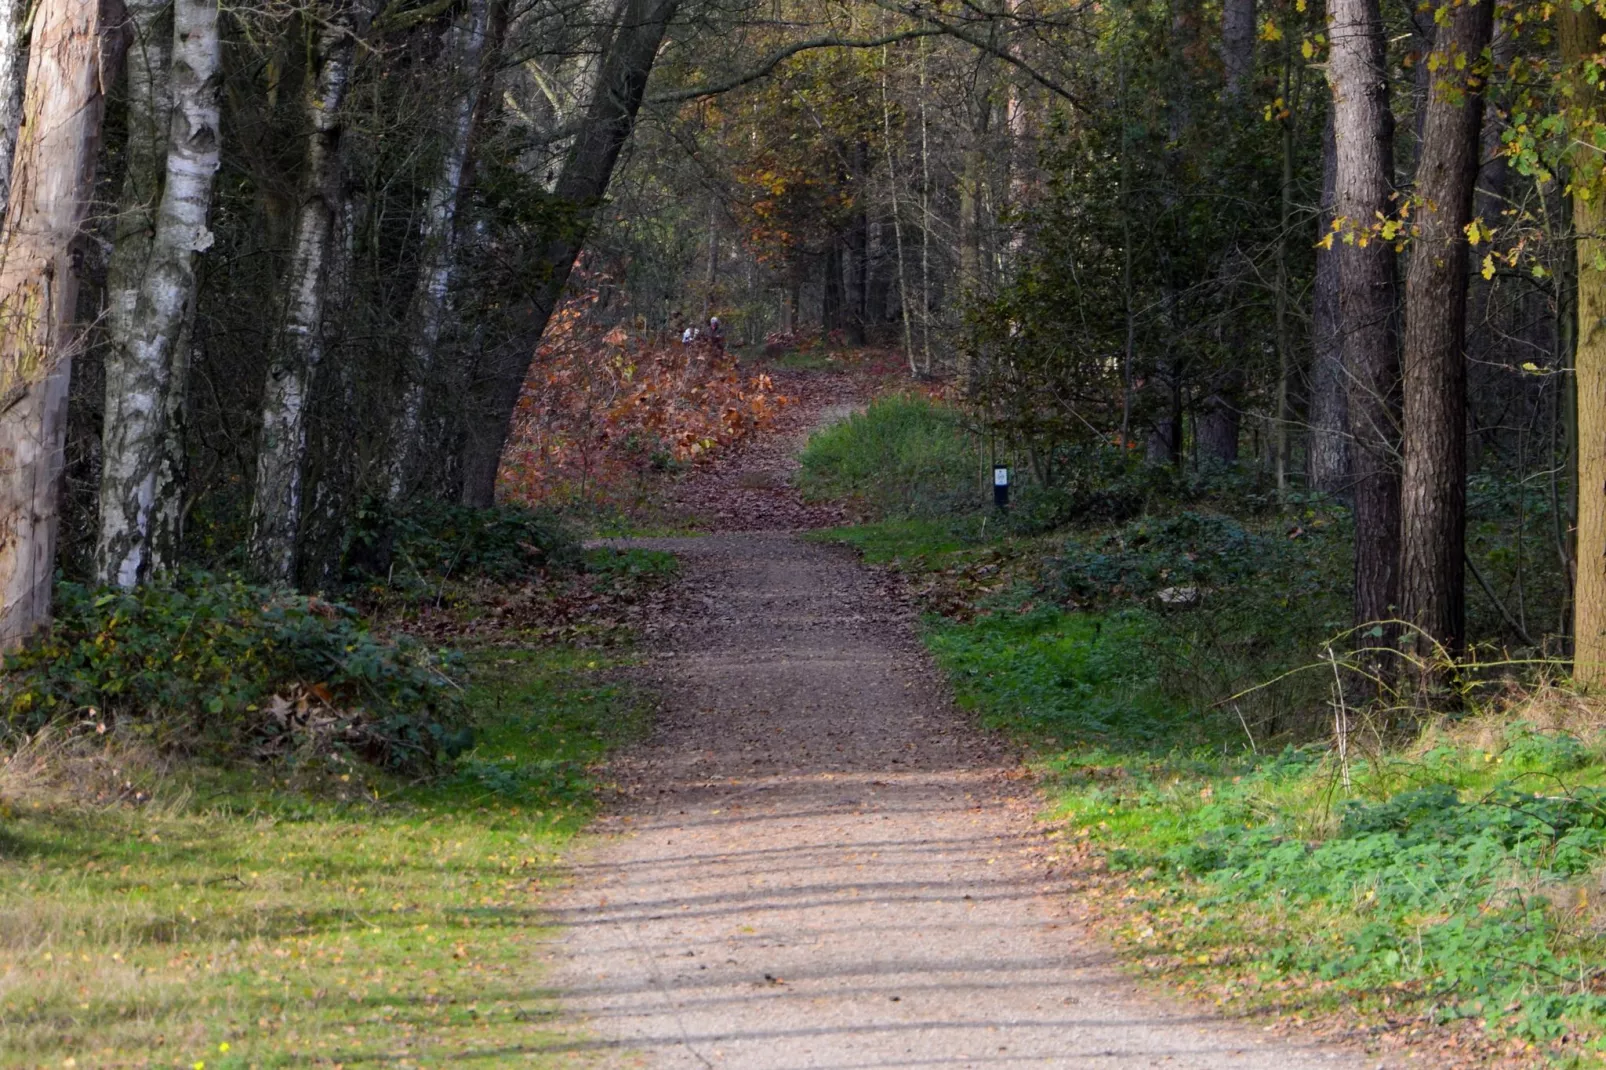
543,364,1387,1069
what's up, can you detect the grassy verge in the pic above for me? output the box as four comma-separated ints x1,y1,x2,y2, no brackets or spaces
1,586,659,1067
813,512,1606,1064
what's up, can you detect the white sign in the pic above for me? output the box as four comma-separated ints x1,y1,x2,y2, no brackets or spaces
993,467,1009,487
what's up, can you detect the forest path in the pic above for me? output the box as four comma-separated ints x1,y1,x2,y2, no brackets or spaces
546,370,1372,1070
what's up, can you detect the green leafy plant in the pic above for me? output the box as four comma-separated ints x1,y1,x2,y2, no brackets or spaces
2,572,465,770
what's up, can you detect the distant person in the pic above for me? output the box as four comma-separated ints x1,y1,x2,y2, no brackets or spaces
707,316,725,352
682,324,699,345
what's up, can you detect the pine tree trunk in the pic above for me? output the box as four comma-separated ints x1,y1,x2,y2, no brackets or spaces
387,0,492,501
1221,0,1256,99
246,5,354,583
457,0,680,509
1308,115,1348,493
96,0,221,587
1563,2,1606,685
1398,0,1493,665
1327,0,1402,633
0,0,122,648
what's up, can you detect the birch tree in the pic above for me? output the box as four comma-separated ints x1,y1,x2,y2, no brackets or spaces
0,0,123,648
96,0,223,587
387,0,495,500
247,2,355,583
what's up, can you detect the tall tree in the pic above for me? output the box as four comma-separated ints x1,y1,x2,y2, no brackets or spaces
1564,1,1606,684
0,0,124,647
1397,0,1494,664
1308,116,1348,493
1327,0,1402,634
247,2,355,582
96,0,224,586
0,0,27,210
387,0,495,500
458,0,680,507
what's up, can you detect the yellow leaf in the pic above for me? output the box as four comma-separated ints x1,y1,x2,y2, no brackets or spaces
1301,38,1315,59
1261,17,1283,40
1481,253,1496,280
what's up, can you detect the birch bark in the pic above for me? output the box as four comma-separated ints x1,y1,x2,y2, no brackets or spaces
96,0,222,587
387,0,492,501
0,0,123,647
246,4,354,583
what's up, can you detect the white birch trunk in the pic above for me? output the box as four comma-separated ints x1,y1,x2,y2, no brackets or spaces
95,0,221,587
387,0,492,501
0,0,122,648
0,0,29,211
246,8,354,583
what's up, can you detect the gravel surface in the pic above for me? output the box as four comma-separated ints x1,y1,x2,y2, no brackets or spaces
546,373,1374,1069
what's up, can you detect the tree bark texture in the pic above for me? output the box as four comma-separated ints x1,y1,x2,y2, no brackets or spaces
0,0,29,211
1327,0,1402,631
1308,115,1348,493
1564,2,1606,685
387,0,493,501
1398,0,1493,662
1221,0,1255,99
246,4,354,583
96,0,222,587
458,0,680,509
0,0,123,648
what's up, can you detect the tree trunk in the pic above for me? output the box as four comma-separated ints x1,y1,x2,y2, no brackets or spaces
96,0,221,587
0,0,123,648
1221,0,1255,99
246,4,354,583
458,0,680,509
1564,2,1606,685
822,238,844,331
1327,0,1402,633
1398,0,1493,665
387,0,492,501
1308,114,1348,493
1196,383,1242,465
0,0,29,210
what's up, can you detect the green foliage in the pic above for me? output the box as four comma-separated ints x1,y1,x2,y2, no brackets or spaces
2,572,464,770
352,501,583,584
797,394,981,516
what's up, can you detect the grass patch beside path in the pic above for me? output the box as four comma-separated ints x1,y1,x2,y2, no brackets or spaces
0,645,645,1069
818,516,1606,1064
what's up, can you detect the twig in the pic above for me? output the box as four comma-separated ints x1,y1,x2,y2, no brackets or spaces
1466,554,1538,648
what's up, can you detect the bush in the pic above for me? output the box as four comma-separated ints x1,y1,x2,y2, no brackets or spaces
350,501,582,584
1051,511,1276,604
2,573,467,770
798,394,980,516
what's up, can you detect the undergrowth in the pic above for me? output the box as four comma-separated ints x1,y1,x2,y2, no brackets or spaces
805,394,1606,1060
0,622,649,1067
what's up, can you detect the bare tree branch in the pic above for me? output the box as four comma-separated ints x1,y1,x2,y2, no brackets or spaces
648,28,947,104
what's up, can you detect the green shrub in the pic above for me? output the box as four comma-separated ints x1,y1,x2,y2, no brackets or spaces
3,573,466,770
350,501,582,583
798,395,980,516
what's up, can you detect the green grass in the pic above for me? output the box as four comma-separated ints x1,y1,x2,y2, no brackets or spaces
0,645,645,1069
797,394,981,515
820,514,1606,1054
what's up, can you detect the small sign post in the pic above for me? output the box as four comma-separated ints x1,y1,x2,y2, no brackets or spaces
993,465,1010,511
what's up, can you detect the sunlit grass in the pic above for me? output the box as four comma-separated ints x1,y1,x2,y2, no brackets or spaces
0,646,642,1068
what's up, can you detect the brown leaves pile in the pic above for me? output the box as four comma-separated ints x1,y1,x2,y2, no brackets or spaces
500,285,791,509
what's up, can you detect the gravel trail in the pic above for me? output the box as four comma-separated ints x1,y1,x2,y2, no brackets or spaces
547,372,1371,1069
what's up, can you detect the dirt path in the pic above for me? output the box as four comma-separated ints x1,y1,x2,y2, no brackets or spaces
548,373,1373,1069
